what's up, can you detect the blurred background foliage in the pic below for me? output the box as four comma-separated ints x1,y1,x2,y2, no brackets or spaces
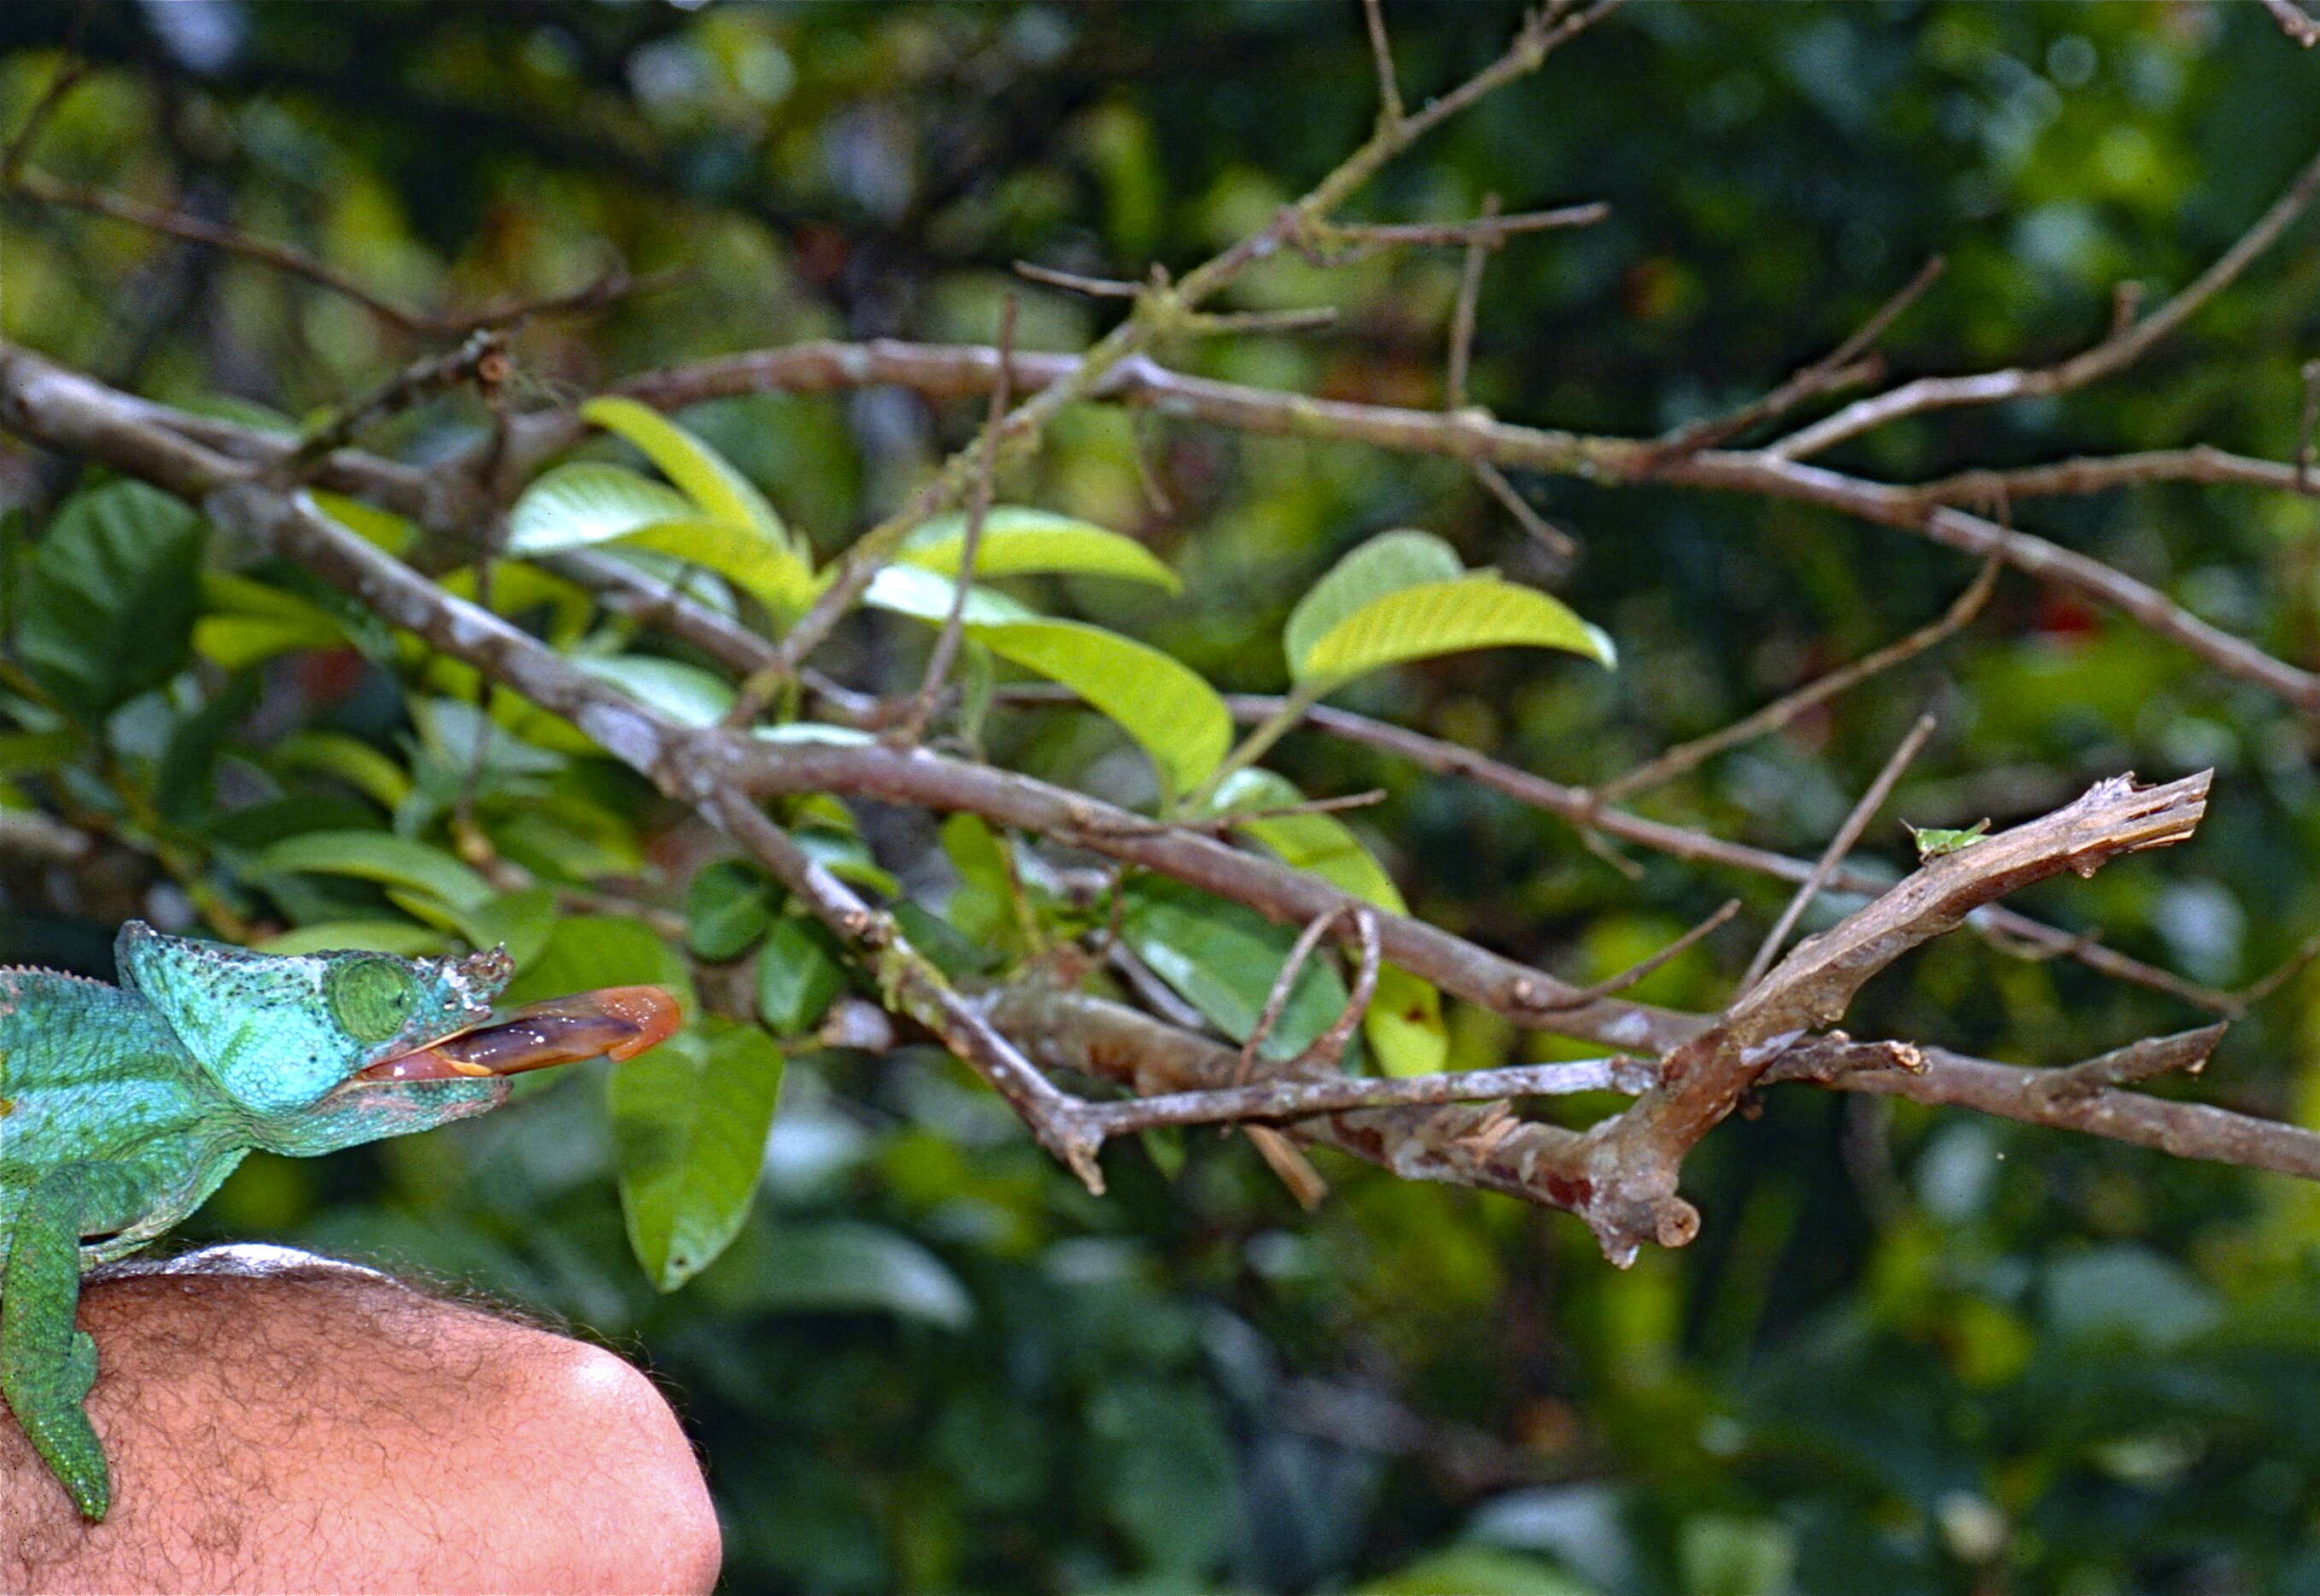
6,2,2320,1591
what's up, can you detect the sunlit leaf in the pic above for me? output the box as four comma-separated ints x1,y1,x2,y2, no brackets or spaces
581,395,789,547
1283,529,1463,677
506,461,696,552
576,654,736,727
248,829,494,910
255,920,447,956
611,1022,786,1292
268,731,413,810
868,567,1229,797
1294,576,1615,691
901,506,1181,590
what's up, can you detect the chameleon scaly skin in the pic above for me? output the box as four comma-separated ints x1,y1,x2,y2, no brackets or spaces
0,921,672,1521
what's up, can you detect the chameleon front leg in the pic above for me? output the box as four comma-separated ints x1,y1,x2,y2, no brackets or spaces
0,1160,153,1522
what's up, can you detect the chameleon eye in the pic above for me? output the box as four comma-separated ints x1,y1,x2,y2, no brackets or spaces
325,956,421,1044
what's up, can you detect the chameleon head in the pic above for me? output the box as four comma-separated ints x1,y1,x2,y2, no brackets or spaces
118,921,517,1119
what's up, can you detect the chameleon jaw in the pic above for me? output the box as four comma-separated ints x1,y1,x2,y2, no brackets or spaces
355,986,681,1084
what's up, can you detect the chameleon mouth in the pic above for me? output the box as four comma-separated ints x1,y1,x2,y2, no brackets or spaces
356,986,681,1083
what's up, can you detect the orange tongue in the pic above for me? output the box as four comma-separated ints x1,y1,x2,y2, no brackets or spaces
359,986,681,1082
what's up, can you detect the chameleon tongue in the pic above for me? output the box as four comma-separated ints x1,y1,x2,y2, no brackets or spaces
358,986,681,1082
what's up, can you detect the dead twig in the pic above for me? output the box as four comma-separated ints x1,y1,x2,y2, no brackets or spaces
1771,144,2320,459
892,295,1018,746
1293,904,1380,1071
1240,908,1347,1079
1361,0,1405,126
1541,899,1739,1010
1594,556,1996,804
1446,193,1500,410
1652,254,1944,460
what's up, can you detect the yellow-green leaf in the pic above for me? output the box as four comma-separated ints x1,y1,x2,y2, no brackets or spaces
248,830,494,910
901,507,1180,590
1294,576,1614,691
581,396,788,547
505,461,695,552
1283,529,1463,677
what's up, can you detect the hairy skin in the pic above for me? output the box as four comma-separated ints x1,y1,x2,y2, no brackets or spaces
0,1250,721,1594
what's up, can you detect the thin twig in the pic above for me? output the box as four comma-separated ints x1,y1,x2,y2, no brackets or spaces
0,59,91,182
1772,143,2320,459
1739,712,1936,991
1361,0,1405,126
2229,929,2320,1013
1240,909,1345,1079
1446,193,1499,410
1306,202,1610,262
1471,459,1579,560
894,296,1017,746
1294,905,1380,1070
1014,260,1143,298
280,330,505,479
1652,254,1944,459
1541,899,1739,1010
1084,1055,1649,1136
1594,555,1997,804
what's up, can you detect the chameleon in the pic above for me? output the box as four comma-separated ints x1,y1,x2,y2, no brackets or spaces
0,920,679,1521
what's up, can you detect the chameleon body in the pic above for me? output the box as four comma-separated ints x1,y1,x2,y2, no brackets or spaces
0,921,675,1521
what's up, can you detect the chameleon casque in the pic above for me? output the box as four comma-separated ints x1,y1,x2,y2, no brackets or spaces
0,921,678,1521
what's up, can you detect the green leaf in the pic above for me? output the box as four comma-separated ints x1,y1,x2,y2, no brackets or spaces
1119,879,1354,1064
310,493,416,555
437,886,559,970
506,461,697,552
507,459,820,617
612,518,823,617
580,396,789,547
756,915,850,1036
611,1022,786,1291
1294,575,1615,691
867,566,1230,797
900,507,1181,590
500,914,696,1014
696,1219,973,1330
248,830,494,911
193,572,351,668
1283,529,1463,679
255,920,447,956
938,813,1014,948
575,655,736,728
1206,770,1446,1077
689,859,780,962
16,482,205,717
268,731,412,810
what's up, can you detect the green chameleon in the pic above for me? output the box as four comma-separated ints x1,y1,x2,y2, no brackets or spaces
0,921,676,1521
